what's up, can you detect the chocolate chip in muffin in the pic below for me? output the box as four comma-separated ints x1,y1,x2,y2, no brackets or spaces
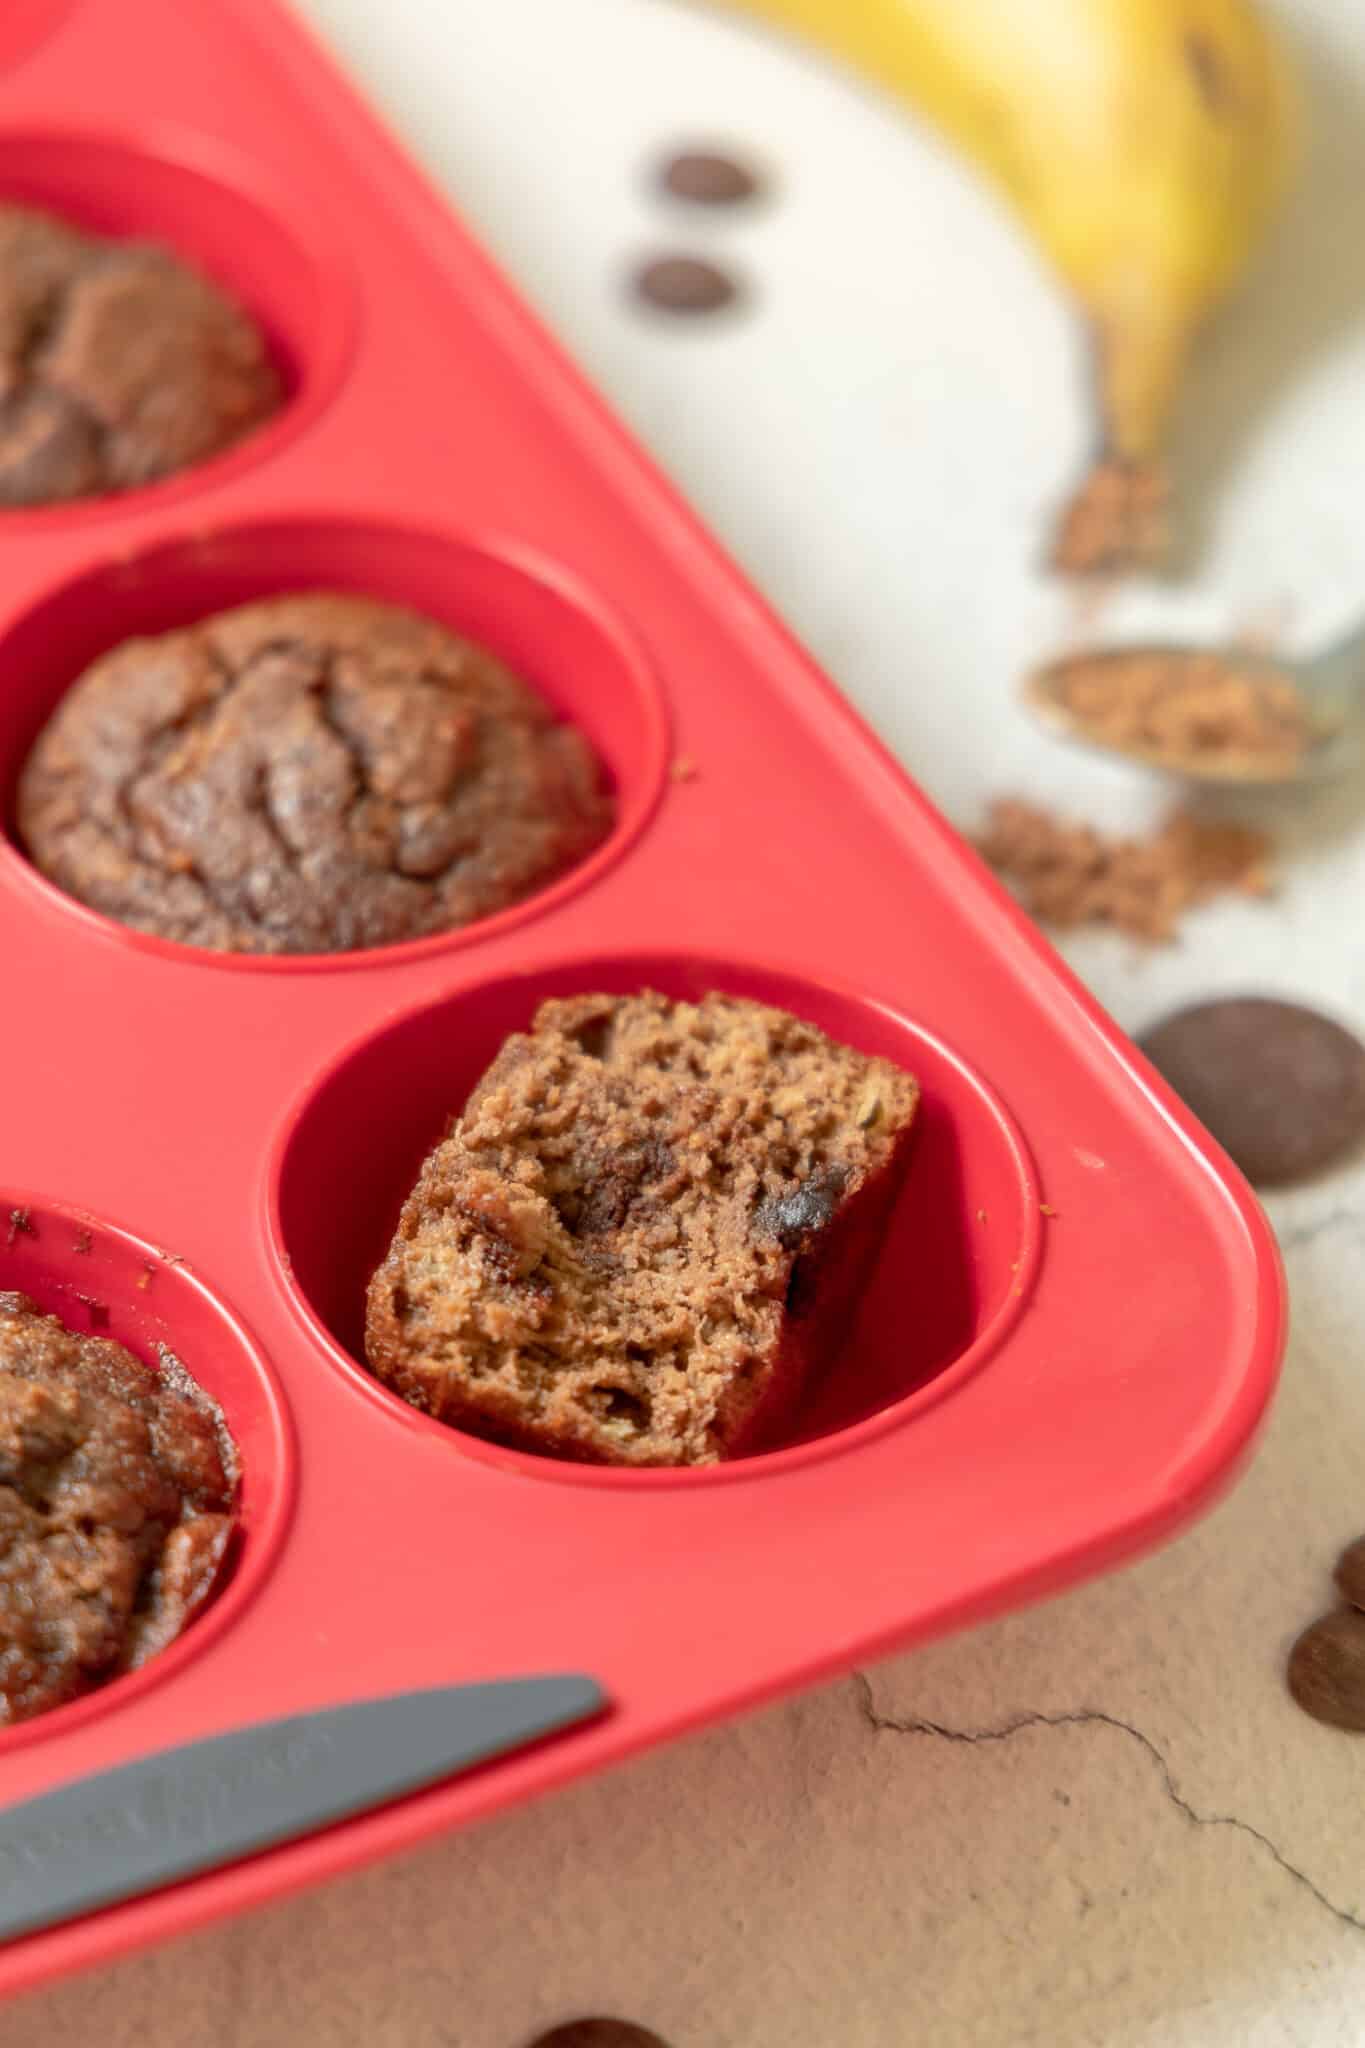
0,1291,237,1724
18,594,613,957
0,201,282,506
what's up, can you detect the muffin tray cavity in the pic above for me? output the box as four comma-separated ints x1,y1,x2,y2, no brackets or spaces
0,0,1285,1998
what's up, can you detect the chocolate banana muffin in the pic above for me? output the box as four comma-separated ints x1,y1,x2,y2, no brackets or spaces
0,201,281,506
0,1292,237,1725
18,594,613,955
366,992,919,1466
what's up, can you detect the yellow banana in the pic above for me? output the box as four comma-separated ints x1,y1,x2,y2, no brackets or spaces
709,0,1299,572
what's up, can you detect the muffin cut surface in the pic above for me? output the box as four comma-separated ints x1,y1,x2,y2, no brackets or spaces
365,992,920,1466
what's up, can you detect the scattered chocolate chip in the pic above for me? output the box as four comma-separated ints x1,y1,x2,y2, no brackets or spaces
657,149,761,205
1138,997,1365,1187
631,254,739,316
5,1207,33,1250
1335,1537,1365,1612
1287,1609,1365,1730
525,2025,668,2048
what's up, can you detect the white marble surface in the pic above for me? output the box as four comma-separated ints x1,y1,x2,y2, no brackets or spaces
10,0,1365,2039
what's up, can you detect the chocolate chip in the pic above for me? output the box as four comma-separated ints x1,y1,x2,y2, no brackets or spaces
1335,1537,1365,1612
657,149,761,205
525,2025,669,2048
1138,997,1365,1187
1287,1610,1365,1730
754,1165,847,1250
631,254,740,315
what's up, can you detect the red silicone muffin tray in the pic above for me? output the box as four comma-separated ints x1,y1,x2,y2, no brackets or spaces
0,0,1286,1998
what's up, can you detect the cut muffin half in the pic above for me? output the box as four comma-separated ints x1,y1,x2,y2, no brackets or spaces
365,991,919,1466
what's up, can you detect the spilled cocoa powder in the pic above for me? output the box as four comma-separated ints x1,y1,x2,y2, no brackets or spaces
977,799,1273,943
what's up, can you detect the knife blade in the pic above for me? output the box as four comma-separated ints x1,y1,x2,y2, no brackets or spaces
0,1673,605,1944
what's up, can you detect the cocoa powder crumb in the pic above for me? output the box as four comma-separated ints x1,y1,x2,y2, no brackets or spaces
977,799,1273,943
5,1208,33,1250
1047,648,1312,774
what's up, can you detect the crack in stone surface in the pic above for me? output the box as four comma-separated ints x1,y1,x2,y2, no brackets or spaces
1276,1204,1360,1254
853,1672,1364,1936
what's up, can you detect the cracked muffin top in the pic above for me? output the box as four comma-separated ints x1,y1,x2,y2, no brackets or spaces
0,1291,237,1725
0,200,281,507
17,593,615,955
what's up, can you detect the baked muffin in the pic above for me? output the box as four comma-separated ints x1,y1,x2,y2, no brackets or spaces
0,1292,237,1725
0,201,281,506
18,594,613,955
366,992,919,1466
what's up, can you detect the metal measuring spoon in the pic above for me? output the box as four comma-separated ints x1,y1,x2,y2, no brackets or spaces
1025,625,1365,785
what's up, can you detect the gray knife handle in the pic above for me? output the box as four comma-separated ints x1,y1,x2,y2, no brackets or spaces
0,1675,605,1944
